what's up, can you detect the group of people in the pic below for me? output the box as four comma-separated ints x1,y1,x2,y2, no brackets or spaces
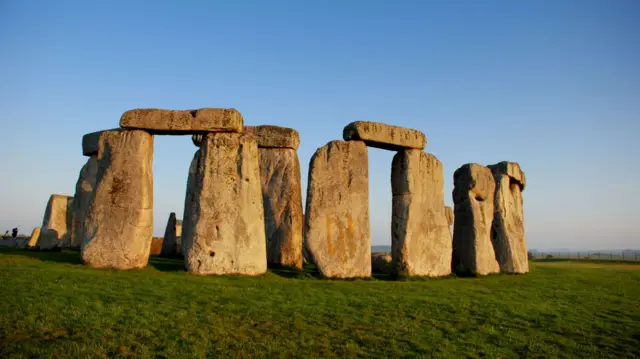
3,228,18,238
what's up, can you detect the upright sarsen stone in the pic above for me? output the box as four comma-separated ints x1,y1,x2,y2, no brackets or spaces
488,161,528,274
259,148,304,269
71,156,98,248
81,130,154,270
27,227,41,248
38,194,74,250
304,140,371,278
452,164,499,276
391,150,452,277
182,133,267,276
161,212,183,257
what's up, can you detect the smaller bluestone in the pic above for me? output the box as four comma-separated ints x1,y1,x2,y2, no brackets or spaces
161,212,183,257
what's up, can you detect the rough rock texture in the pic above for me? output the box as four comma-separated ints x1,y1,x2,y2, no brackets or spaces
38,194,74,250
71,156,98,248
82,129,118,156
445,206,454,227
371,253,394,275
343,121,426,151
452,164,500,276
488,161,528,274
81,130,154,270
161,213,183,257
150,237,163,256
259,148,303,269
182,133,267,276
304,140,371,278
391,150,452,277
27,227,41,248
120,108,243,134
244,125,300,150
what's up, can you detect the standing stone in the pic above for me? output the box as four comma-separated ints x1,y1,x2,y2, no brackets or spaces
245,125,303,269
71,156,98,248
81,129,154,270
452,164,500,276
304,140,371,278
149,237,163,256
488,161,528,274
391,150,452,277
37,194,74,250
445,206,454,227
259,148,304,269
182,133,267,276
161,212,183,257
27,227,41,248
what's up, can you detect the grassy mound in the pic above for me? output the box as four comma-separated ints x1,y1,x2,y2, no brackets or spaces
1,248,638,358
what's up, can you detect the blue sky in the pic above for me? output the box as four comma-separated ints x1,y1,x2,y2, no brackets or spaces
0,0,638,250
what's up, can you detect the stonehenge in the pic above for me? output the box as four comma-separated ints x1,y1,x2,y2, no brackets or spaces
161,212,183,257
391,150,452,277
81,129,154,269
489,161,528,274
37,194,74,250
30,106,527,280
304,140,371,278
27,227,41,248
452,164,500,276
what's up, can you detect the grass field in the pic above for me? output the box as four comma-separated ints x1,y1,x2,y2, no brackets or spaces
1,248,638,358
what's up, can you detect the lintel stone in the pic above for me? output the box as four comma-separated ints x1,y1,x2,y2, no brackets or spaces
120,108,243,134
343,121,426,151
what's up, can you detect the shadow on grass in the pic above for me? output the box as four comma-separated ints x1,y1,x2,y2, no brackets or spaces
148,256,185,272
0,247,83,265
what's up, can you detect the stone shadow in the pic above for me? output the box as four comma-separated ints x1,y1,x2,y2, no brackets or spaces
147,255,185,272
0,247,83,265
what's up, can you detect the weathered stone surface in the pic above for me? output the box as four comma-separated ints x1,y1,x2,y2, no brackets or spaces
371,253,394,275
391,150,452,277
304,140,371,278
38,194,74,250
452,164,500,276
82,129,118,156
182,133,267,275
445,206,454,227
81,130,154,270
259,148,303,269
244,125,300,150
120,108,243,134
488,161,528,274
161,212,183,257
150,237,163,256
71,156,98,248
27,227,41,248
343,121,426,151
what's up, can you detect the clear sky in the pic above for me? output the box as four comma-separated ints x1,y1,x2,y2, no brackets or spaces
1,0,638,250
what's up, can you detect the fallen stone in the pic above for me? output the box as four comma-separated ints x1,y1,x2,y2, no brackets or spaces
81,129,154,270
343,121,426,151
488,161,528,274
161,212,183,257
452,163,500,276
371,253,394,275
38,194,74,250
27,227,41,248
391,150,452,277
445,206,454,227
71,156,98,248
259,148,303,269
150,237,163,256
120,108,243,134
182,133,267,275
244,125,300,150
304,140,371,278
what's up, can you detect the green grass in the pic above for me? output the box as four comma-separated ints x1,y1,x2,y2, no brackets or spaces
0,248,638,358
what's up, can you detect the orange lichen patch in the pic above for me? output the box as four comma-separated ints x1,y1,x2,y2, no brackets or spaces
347,214,354,234
326,216,334,256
